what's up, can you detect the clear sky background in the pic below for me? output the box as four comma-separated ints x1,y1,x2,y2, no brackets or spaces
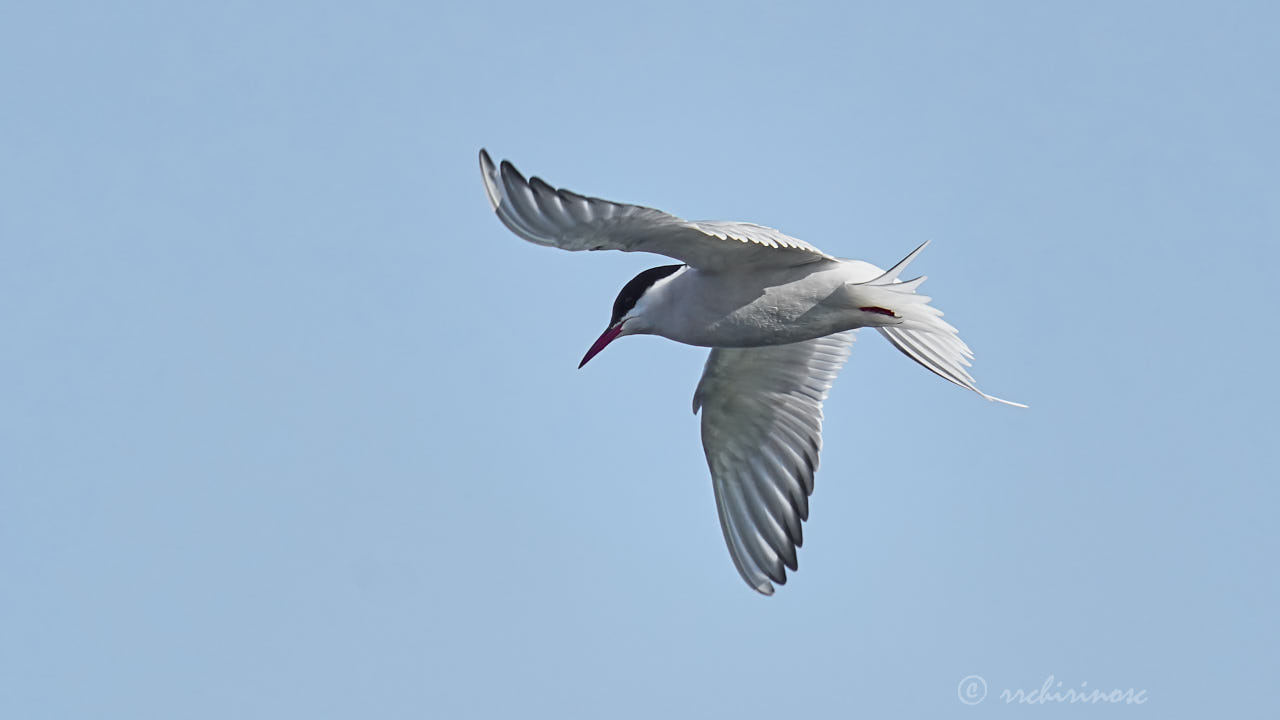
2,1,1276,718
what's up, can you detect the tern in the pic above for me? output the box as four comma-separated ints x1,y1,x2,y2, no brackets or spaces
479,149,1023,595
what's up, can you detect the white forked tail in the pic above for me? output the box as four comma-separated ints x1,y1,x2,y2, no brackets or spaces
844,241,1026,407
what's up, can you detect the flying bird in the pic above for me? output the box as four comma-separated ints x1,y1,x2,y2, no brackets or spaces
478,149,1023,595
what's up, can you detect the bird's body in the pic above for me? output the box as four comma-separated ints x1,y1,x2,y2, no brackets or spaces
478,149,1022,595
625,259,891,348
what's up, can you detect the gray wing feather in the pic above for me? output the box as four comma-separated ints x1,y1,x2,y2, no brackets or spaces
480,149,833,271
693,332,855,595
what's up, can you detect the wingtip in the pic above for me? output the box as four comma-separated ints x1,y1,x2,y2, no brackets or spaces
478,148,502,211
478,148,497,177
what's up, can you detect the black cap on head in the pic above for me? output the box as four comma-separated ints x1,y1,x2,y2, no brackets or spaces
610,264,683,326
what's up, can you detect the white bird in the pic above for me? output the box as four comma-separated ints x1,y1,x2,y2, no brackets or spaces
479,149,1023,595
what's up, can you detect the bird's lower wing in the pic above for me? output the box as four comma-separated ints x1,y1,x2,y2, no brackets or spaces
692,332,856,595
479,149,833,271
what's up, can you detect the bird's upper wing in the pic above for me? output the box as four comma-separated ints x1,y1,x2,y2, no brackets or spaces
691,332,856,595
479,149,833,272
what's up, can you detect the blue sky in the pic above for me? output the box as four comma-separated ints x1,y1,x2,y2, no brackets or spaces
2,1,1276,717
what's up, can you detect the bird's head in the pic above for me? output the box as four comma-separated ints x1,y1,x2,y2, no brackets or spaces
579,264,685,368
